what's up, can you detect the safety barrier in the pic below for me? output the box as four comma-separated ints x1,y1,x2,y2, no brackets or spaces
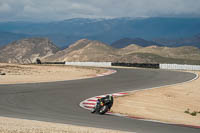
65,62,112,67
112,62,159,69
64,62,200,71
42,62,65,64
160,64,200,71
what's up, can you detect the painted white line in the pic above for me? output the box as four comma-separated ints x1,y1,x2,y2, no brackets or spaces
116,72,199,96
96,69,117,78
97,74,104,76
87,98,98,101
112,93,127,96
80,69,117,110
80,92,128,111
110,72,199,127
83,101,96,104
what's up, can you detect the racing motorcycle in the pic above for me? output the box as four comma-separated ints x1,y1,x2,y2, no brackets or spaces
91,95,113,115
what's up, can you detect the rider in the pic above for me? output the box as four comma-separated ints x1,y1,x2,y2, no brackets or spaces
101,95,113,109
91,94,114,113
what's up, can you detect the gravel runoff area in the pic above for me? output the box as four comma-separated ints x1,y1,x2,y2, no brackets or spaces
0,117,131,133
0,63,107,84
111,71,200,127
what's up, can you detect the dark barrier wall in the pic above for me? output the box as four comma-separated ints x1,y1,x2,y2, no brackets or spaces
112,62,159,69
42,62,65,64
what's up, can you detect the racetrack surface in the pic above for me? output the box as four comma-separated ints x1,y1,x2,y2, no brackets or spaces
0,68,199,133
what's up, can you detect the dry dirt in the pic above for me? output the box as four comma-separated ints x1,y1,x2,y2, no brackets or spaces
0,116,131,133
111,71,200,126
0,63,106,84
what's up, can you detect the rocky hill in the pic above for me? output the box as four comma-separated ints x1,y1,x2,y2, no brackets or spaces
1,38,200,65
119,44,200,60
44,39,200,64
44,39,118,62
0,38,59,64
117,44,200,64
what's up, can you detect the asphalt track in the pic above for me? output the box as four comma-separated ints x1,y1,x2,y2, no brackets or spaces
0,68,199,133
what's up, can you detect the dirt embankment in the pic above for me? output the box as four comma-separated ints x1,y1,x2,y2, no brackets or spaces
0,63,107,84
0,116,130,133
111,71,200,126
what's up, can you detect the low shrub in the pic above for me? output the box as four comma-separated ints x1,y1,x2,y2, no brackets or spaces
184,109,190,114
0,72,6,75
191,111,197,116
184,109,200,116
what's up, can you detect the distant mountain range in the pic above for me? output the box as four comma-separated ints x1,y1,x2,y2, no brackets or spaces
1,38,199,64
154,34,200,48
111,34,200,48
0,17,200,48
0,32,29,46
111,38,162,48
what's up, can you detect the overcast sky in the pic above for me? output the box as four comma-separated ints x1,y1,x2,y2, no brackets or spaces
0,0,200,21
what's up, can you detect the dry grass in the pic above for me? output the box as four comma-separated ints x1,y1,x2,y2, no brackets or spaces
111,71,200,126
0,117,130,133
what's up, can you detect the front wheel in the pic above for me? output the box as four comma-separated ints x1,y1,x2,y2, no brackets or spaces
99,105,109,115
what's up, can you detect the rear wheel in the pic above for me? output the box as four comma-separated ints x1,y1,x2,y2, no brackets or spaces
99,105,109,115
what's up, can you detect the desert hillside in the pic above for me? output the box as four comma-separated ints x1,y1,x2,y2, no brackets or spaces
0,38,59,64
44,39,200,64
44,39,119,62
1,38,200,64
119,44,200,60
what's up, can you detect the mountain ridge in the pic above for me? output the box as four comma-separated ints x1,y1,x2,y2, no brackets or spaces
111,38,162,48
43,38,200,65
1,17,200,48
1,38,200,65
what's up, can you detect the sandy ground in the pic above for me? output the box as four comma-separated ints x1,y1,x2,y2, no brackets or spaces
0,116,131,133
111,71,200,126
0,63,106,84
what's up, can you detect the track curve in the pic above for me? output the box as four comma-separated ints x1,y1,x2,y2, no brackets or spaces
0,68,199,133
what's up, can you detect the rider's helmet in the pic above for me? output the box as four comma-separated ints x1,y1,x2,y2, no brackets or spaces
106,94,113,100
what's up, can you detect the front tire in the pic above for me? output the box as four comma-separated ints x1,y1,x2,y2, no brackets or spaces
99,105,109,115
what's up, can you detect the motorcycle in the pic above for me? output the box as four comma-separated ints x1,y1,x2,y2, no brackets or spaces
91,95,113,115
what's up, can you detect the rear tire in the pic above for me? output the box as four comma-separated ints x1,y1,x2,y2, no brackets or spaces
99,105,109,115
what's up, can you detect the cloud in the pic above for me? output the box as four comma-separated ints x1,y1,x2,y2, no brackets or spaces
92,0,200,17
0,3,11,13
0,0,199,21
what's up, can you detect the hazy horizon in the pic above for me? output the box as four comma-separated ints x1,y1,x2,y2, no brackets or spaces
0,0,200,22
